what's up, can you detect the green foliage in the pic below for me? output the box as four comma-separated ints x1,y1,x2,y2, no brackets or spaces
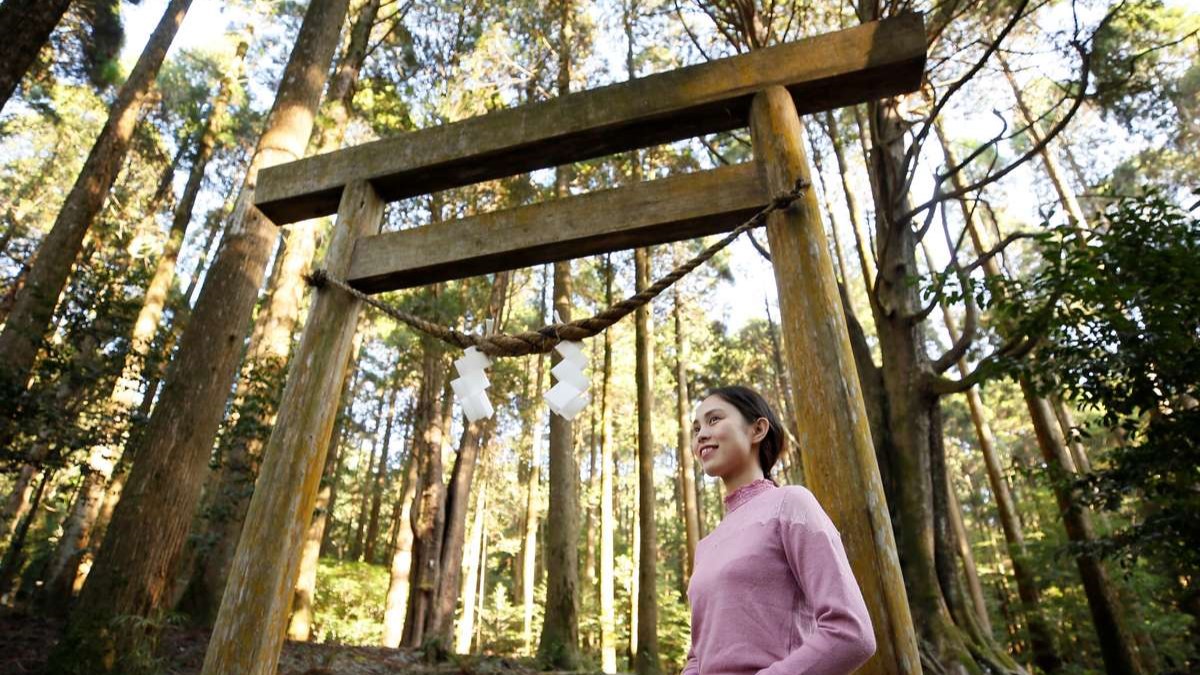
311,557,390,644
996,193,1200,575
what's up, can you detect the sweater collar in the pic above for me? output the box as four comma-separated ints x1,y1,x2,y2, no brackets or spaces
723,477,776,514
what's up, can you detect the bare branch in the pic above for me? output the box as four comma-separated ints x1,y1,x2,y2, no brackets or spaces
747,230,772,261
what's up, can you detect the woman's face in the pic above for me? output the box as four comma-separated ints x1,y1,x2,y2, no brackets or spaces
691,395,766,478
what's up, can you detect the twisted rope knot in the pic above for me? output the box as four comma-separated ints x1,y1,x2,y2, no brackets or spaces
306,176,809,357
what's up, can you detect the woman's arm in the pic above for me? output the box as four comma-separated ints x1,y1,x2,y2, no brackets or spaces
756,488,876,675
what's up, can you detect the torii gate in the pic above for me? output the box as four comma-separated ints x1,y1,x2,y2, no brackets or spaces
202,14,926,675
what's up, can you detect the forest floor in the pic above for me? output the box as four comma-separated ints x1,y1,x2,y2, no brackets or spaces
0,609,550,675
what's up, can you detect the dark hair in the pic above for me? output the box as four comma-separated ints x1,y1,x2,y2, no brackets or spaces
703,385,786,478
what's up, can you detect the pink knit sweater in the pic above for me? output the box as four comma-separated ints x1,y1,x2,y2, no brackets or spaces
682,479,875,675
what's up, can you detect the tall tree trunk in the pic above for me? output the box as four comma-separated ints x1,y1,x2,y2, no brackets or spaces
402,338,451,647
44,43,247,610
599,259,617,674
429,271,508,646
0,469,50,598
351,396,387,561
287,329,366,641
823,109,876,294
943,465,991,636
521,353,545,654
191,0,387,615
863,90,1019,674
671,252,699,585
382,399,423,648
365,384,400,564
0,0,74,113
1021,384,1150,674
996,52,1088,233
921,184,1062,672
633,245,663,675
538,2,581,656
51,1,350,670
0,0,193,424
454,478,489,654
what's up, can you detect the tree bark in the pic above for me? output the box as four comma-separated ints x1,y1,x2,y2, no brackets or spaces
0,0,74,113
382,400,423,648
45,43,246,610
538,5,581,655
599,259,617,674
429,271,508,646
402,339,451,647
538,254,582,667
454,478,489,653
996,52,1089,233
365,384,400,563
1021,382,1150,674
51,1,349,670
521,353,545,654
0,0,193,425
633,245,663,675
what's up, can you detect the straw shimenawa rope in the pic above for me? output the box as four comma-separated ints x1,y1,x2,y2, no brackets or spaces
305,179,809,358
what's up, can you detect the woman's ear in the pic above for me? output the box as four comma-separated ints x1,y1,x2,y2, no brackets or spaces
751,417,769,444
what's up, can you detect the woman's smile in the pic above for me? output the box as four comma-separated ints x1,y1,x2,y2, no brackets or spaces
698,443,718,461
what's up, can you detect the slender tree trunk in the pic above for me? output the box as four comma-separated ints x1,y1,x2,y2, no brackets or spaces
365,384,400,564
537,4,581,655
429,271,508,646
633,244,662,675
538,253,581,666
0,0,74,113
382,403,423,648
922,222,1062,672
0,0,193,423
945,473,992,636
672,251,700,583
1021,383,1150,674
938,113,1146,672
823,109,876,294
351,396,386,560
52,2,350,670
402,339,451,647
0,469,50,599
522,354,545,655
996,53,1088,233
599,259,617,674
455,479,488,654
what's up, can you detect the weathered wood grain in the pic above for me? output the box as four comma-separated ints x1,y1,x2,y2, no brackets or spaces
255,14,925,224
347,162,767,293
201,181,384,675
750,86,921,675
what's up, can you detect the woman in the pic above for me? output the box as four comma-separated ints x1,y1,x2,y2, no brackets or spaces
683,386,875,675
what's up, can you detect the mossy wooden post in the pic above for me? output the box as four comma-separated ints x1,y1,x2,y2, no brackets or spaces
201,180,385,675
750,86,921,675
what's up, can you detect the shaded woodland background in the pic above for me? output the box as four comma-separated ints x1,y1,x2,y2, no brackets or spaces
0,0,1196,673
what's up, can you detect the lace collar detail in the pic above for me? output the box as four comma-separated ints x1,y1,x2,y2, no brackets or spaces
724,477,777,514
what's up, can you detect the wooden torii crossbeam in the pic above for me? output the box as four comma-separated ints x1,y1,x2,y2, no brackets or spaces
201,15,927,675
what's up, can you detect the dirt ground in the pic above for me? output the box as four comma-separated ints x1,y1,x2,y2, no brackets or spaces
0,609,550,675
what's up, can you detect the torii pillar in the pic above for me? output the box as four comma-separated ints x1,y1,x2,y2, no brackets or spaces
753,86,920,675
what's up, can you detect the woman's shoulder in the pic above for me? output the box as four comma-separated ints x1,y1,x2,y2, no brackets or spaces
773,485,836,529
